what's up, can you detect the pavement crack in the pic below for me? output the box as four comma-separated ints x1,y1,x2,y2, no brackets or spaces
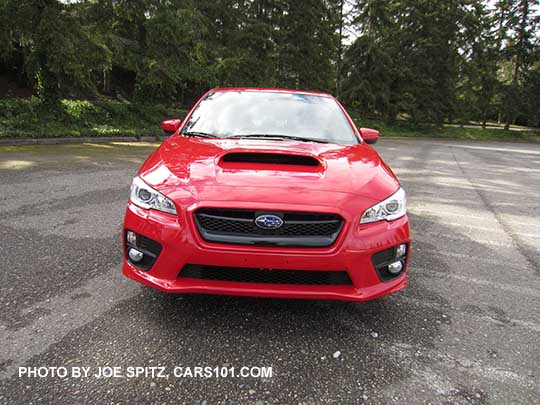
450,147,540,276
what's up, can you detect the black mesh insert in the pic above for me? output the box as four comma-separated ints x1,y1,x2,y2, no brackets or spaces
137,234,163,256
179,264,353,286
194,208,344,247
372,247,395,267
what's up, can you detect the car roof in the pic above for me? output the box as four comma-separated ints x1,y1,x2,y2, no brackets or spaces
210,87,334,98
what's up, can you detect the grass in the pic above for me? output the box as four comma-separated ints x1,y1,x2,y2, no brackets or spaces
1,97,539,143
0,98,187,139
354,118,540,143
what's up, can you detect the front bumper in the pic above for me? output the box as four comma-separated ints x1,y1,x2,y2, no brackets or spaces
122,202,410,302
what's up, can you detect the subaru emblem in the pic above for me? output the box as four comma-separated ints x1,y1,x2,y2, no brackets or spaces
255,214,284,229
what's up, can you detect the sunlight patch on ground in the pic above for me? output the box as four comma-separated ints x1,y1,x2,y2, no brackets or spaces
109,142,161,147
0,160,35,170
81,143,115,149
0,141,161,154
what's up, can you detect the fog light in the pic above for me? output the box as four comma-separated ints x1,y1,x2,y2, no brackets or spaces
128,248,144,263
126,230,137,246
396,244,407,258
387,261,403,275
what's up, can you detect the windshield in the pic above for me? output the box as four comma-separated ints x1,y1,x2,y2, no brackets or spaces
181,91,359,144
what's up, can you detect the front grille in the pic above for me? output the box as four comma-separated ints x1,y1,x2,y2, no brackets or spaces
194,208,344,248
179,264,353,286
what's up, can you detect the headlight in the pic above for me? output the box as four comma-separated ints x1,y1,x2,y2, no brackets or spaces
130,176,177,215
360,187,406,224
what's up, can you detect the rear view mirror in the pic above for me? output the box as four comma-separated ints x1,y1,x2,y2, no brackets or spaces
162,119,182,136
360,128,380,144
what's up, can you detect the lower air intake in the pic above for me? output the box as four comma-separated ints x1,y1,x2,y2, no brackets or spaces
179,264,353,286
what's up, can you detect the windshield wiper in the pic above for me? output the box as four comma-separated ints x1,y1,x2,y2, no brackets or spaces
227,134,329,144
183,131,220,138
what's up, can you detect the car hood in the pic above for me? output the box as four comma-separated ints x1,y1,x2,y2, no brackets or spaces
139,137,399,205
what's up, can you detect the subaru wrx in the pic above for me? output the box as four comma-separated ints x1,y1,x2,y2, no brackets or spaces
122,88,410,301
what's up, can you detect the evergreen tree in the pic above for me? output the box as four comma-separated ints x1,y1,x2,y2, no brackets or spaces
203,0,283,87
0,0,539,130
135,1,213,101
523,62,540,127
458,0,500,127
278,0,340,92
342,0,396,118
2,0,111,102
496,0,540,129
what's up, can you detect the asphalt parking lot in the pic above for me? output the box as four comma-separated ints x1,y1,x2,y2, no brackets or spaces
0,138,539,404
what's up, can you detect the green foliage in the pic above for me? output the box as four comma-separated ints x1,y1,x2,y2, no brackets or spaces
342,0,540,129
2,0,111,101
213,0,281,87
0,98,187,138
0,0,13,59
354,117,540,143
523,65,540,127
135,5,215,100
495,0,540,129
342,1,395,117
1,0,539,136
278,0,340,92
348,0,476,125
2,96,537,142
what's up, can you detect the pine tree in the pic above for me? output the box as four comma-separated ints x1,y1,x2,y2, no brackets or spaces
458,0,500,127
496,0,540,129
211,0,283,87
277,0,340,92
136,1,213,101
2,0,111,102
342,0,396,118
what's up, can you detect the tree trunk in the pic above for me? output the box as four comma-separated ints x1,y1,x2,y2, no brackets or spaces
505,114,514,131
103,69,111,94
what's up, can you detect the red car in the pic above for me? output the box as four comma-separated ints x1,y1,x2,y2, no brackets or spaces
122,88,409,301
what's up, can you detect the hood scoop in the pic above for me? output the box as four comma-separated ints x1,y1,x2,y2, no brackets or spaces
221,152,320,167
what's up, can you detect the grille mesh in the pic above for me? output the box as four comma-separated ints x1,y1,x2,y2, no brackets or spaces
197,215,341,236
179,264,353,286
195,209,342,237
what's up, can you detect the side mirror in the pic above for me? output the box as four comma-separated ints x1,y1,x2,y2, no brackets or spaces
360,127,380,144
162,119,182,136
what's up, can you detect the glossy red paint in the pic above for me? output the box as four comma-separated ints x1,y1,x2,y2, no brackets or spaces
122,87,410,301
161,119,182,135
360,128,380,144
